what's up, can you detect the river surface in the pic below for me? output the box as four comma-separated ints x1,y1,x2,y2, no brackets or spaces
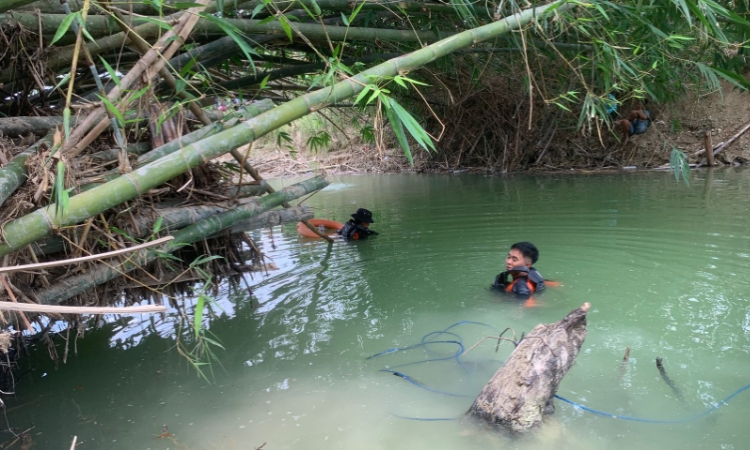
7,170,750,449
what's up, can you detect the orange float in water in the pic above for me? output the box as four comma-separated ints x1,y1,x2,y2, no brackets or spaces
296,219,344,238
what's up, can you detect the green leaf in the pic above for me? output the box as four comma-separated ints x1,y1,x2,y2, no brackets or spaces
388,98,435,152
340,12,349,26
250,3,265,18
259,74,271,89
63,108,71,141
385,102,413,165
129,85,151,102
310,0,321,15
99,57,121,88
52,73,71,92
278,15,294,42
98,95,125,127
135,15,174,31
198,13,257,70
153,216,163,234
50,13,78,46
348,0,366,25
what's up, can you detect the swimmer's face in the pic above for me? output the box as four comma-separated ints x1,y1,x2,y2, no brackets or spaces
506,248,531,271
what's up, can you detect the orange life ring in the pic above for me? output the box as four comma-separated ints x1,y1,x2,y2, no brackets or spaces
296,219,344,238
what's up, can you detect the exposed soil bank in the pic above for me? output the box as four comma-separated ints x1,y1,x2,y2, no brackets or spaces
247,82,750,176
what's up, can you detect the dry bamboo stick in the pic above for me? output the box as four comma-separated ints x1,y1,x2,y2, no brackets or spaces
0,236,174,274
0,274,33,332
0,303,167,314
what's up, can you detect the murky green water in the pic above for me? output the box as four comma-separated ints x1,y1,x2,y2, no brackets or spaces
7,170,750,449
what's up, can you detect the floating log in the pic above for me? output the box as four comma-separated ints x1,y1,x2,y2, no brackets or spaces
467,303,590,434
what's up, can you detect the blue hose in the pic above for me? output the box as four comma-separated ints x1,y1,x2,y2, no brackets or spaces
373,321,750,425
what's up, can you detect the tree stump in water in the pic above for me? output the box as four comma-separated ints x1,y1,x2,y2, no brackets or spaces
467,302,590,434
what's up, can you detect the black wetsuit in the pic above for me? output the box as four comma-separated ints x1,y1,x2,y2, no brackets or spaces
336,220,378,241
492,267,546,297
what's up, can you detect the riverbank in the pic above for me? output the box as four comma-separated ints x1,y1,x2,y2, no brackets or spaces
245,80,750,176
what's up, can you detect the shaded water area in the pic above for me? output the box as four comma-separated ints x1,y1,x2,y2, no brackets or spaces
6,170,750,449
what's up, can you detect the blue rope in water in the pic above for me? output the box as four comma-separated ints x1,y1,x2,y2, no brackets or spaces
373,321,750,424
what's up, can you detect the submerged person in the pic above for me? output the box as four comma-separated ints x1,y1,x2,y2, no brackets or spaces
337,208,379,241
492,241,545,298
614,103,652,145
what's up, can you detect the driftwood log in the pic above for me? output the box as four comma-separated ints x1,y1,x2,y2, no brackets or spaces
467,302,590,434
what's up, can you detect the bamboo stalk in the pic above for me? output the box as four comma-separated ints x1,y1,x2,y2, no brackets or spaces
0,302,167,314
30,184,273,257
0,274,34,332
0,2,565,258
0,12,448,46
62,0,212,156
32,176,328,305
0,110,226,136
0,131,54,208
0,236,173,274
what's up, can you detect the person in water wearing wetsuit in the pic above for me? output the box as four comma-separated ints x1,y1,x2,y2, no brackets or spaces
337,208,379,241
614,103,652,145
492,242,545,298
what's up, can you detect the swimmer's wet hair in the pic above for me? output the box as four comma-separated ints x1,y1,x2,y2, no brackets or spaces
511,242,539,264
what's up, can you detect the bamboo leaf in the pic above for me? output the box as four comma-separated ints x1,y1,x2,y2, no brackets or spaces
388,98,435,151
198,13,258,69
135,15,174,31
50,12,78,45
348,0,366,24
153,216,163,234
52,73,71,92
99,57,121,88
385,102,413,165
98,95,125,127
63,108,71,141
259,74,271,89
278,15,294,42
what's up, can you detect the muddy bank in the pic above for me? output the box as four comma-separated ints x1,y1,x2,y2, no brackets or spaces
247,81,750,176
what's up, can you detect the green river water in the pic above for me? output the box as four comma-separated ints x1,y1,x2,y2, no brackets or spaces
6,170,750,450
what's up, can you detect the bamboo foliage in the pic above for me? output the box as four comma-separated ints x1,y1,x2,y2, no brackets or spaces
0,2,563,258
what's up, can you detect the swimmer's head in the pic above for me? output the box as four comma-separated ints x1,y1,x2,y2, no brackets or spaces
506,242,539,271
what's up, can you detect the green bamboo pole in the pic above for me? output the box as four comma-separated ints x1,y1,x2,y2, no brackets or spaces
33,176,328,305
0,1,567,258
31,181,271,257
0,131,54,207
0,13,447,42
220,52,401,90
79,100,275,190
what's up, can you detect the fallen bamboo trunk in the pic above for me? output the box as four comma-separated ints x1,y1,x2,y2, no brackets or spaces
29,187,277,257
467,303,590,434
124,202,311,237
0,303,167,315
0,236,173,274
32,176,328,305
0,13,452,42
0,2,565,258
0,110,227,137
0,131,54,207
